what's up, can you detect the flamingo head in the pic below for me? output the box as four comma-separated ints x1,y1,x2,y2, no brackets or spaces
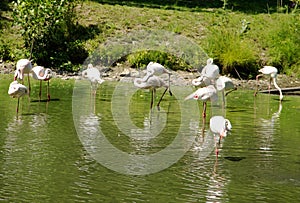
221,119,232,138
14,70,21,80
207,58,213,65
225,119,232,131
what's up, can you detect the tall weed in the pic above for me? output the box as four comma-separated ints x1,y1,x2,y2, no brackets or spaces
262,14,300,76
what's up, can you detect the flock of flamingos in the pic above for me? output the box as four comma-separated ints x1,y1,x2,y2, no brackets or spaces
8,57,284,156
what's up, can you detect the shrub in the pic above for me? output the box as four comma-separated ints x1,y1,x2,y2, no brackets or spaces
12,0,88,70
262,14,300,76
204,17,258,79
126,50,191,71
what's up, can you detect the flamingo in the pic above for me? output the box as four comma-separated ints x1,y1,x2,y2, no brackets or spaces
134,75,172,110
210,116,232,157
215,76,236,106
82,64,105,95
185,85,218,118
14,59,33,95
8,81,28,114
142,62,172,91
254,66,283,101
31,66,53,101
192,58,220,87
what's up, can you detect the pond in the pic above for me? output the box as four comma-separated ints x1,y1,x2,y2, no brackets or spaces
0,74,300,202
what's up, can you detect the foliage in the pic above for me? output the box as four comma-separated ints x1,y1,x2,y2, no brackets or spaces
0,40,12,61
261,14,300,76
204,15,258,78
12,0,88,70
126,50,191,71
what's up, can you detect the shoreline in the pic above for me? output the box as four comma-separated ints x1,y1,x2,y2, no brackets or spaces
1,62,300,91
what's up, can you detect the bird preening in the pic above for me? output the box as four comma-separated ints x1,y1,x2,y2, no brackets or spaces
82,64,105,96
32,66,53,101
134,62,172,111
8,80,28,114
8,58,54,116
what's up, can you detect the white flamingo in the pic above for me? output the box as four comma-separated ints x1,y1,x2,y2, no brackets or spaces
254,66,283,101
32,66,53,101
134,75,172,110
192,58,220,87
143,62,171,80
8,81,28,113
82,64,105,95
14,59,33,94
142,62,172,90
215,76,236,106
210,115,232,157
185,85,218,118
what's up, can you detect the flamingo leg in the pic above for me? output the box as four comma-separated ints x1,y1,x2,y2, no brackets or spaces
268,77,272,94
225,87,237,96
27,73,31,96
17,97,20,114
150,89,154,109
202,102,207,118
214,135,219,158
168,74,172,96
222,90,225,108
39,80,42,101
47,80,50,101
157,87,168,111
254,74,263,97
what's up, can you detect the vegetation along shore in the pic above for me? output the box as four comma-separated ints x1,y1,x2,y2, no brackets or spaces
0,0,299,86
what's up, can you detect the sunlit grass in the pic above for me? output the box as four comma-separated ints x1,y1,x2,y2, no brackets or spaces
1,1,300,78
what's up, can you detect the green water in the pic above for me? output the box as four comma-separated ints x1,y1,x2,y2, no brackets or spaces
0,74,300,202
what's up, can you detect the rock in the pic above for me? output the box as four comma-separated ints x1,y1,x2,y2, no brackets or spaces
120,69,131,77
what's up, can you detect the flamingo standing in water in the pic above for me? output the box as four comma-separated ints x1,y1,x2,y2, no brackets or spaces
14,59,33,95
32,66,53,101
192,58,220,87
185,85,218,118
8,81,28,113
134,75,172,110
254,66,283,101
82,64,105,95
210,115,232,157
142,62,172,91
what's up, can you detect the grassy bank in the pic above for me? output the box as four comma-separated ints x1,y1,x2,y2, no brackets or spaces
1,0,300,78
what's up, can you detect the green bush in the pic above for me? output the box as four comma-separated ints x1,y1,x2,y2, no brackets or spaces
12,0,88,70
261,14,300,76
0,41,12,61
204,17,258,79
126,50,191,71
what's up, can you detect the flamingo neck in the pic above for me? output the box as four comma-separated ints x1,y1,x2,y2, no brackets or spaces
272,77,283,101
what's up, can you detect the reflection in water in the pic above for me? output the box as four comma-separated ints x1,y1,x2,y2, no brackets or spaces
206,162,229,203
257,102,282,151
130,108,167,141
2,75,300,202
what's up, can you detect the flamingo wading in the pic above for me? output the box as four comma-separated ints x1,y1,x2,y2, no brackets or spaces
14,59,33,95
8,81,28,114
210,116,232,157
82,64,105,95
134,75,172,110
185,85,218,118
192,58,220,87
254,66,283,101
32,66,53,101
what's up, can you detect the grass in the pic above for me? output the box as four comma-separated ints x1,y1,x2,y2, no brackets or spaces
1,0,300,78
